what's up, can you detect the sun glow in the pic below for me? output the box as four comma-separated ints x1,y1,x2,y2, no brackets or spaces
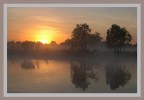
30,26,67,44
40,39,48,44
35,29,53,44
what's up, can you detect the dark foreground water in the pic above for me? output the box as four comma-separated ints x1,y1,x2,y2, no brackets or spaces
7,54,137,93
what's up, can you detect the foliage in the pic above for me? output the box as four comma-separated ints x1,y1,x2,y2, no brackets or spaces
8,41,47,51
21,41,35,50
71,23,102,51
71,23,91,51
50,41,57,45
88,32,103,46
106,24,132,52
59,39,72,46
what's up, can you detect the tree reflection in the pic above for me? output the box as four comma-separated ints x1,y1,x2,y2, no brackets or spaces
70,60,98,91
21,59,35,70
105,56,131,90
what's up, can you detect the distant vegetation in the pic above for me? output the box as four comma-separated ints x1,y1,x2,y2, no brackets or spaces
8,23,137,55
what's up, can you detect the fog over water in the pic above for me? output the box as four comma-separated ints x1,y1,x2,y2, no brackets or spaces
8,52,137,93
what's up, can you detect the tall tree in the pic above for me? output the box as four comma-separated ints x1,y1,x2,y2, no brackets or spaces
71,23,91,51
106,24,132,52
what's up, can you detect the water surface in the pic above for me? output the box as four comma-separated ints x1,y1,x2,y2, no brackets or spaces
7,55,137,93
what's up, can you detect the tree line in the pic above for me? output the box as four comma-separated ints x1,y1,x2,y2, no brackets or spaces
8,23,136,53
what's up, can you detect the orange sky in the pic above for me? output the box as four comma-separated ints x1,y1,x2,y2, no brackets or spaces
8,7,137,44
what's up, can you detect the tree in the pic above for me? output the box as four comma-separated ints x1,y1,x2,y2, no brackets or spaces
88,32,103,47
106,24,132,53
60,38,72,46
50,41,57,45
21,41,35,50
71,23,91,51
7,41,15,50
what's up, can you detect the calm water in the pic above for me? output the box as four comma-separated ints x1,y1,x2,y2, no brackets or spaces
7,55,137,93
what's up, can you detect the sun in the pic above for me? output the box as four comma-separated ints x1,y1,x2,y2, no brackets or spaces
35,29,53,44
40,39,48,44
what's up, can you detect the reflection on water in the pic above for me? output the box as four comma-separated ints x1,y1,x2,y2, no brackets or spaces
7,55,137,93
21,59,39,70
71,60,98,91
21,59,35,70
105,56,131,90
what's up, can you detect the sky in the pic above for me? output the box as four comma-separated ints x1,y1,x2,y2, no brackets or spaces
8,7,137,44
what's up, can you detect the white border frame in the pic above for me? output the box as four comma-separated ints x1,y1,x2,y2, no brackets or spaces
3,4,141,97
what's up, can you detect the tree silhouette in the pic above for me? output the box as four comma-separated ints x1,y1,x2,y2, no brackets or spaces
21,41,35,50
106,24,132,53
71,23,91,51
34,41,43,50
88,32,102,50
50,41,57,45
7,41,16,50
60,38,72,45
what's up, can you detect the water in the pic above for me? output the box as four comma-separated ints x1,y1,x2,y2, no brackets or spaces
7,54,137,93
